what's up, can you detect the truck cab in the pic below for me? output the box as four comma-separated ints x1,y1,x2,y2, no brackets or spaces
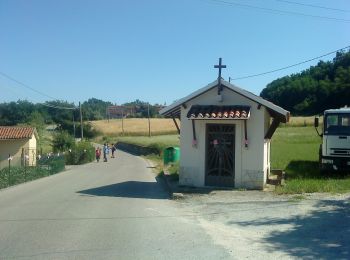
315,107,350,172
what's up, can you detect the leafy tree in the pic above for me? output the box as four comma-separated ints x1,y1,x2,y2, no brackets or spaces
27,111,45,134
122,100,163,118
82,98,113,120
52,131,75,152
0,100,35,125
260,50,350,115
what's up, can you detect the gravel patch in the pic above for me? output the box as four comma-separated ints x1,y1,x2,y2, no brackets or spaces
176,190,350,259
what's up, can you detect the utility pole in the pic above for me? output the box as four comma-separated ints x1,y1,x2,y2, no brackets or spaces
8,154,11,187
79,102,83,140
73,113,76,138
121,107,124,135
148,103,151,137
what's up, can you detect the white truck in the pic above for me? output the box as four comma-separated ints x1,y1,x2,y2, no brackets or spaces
315,107,350,172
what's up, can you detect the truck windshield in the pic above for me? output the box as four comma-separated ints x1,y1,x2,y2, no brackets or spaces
325,113,350,135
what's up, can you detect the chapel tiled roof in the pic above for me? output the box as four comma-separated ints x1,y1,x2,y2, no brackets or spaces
160,79,290,123
187,105,251,119
0,126,36,140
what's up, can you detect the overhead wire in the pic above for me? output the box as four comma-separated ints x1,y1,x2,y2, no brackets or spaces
208,0,350,23
0,71,76,110
275,0,350,13
229,45,350,81
0,83,28,100
37,102,77,110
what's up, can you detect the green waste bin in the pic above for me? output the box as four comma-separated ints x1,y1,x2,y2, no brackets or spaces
163,147,180,165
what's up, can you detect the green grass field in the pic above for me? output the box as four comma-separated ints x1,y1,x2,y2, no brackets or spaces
114,135,180,152
272,126,350,194
271,126,321,175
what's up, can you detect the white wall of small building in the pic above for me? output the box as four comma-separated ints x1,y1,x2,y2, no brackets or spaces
27,134,37,166
179,86,270,189
0,139,27,169
263,109,272,182
0,134,37,169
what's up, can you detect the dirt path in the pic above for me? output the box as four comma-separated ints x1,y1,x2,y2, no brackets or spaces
176,191,350,259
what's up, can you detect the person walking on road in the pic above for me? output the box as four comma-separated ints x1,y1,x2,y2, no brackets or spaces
111,143,116,158
103,143,109,162
95,147,101,162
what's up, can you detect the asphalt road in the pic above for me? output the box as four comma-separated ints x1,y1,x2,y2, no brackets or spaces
0,150,230,259
1,149,349,259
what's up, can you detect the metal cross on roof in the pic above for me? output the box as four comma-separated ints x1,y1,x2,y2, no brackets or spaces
214,58,226,95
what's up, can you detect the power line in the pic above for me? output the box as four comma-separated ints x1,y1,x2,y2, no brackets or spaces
0,71,57,100
0,71,76,110
39,102,77,110
230,45,350,81
276,0,350,13
208,0,350,23
0,84,75,110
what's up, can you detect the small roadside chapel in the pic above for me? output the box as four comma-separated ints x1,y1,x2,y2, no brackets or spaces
160,59,290,189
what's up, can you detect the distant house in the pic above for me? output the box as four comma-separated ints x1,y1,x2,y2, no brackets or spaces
0,126,38,169
160,79,289,189
107,106,134,119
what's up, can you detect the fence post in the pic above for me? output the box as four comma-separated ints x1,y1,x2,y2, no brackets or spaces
24,154,27,182
21,148,24,167
8,154,11,187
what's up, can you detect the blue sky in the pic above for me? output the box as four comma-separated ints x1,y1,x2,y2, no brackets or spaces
0,0,349,106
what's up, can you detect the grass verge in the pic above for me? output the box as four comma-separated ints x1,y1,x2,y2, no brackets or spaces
276,178,350,194
143,151,179,181
114,135,180,153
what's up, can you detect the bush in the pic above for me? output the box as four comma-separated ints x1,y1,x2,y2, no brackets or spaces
0,156,65,189
102,135,112,143
38,155,65,174
52,131,75,152
83,122,99,138
65,140,95,165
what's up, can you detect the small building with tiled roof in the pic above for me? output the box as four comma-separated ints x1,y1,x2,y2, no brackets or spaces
0,126,38,169
160,78,289,189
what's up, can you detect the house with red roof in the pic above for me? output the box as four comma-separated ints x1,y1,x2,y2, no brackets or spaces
0,126,38,169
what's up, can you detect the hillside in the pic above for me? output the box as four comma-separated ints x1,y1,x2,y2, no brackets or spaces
260,50,350,115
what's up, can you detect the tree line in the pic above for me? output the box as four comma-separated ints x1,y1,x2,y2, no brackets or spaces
0,98,164,138
260,50,350,115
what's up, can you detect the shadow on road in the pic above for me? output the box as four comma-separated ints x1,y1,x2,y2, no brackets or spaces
231,199,350,259
77,179,169,200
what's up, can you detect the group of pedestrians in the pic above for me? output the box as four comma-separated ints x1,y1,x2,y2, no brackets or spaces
95,143,116,162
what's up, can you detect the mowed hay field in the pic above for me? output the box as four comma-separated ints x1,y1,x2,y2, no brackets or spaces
91,116,318,137
90,118,180,136
286,116,322,127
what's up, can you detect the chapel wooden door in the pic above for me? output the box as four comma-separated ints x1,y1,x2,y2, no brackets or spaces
205,124,235,187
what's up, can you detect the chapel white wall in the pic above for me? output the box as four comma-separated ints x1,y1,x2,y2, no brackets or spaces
179,86,268,189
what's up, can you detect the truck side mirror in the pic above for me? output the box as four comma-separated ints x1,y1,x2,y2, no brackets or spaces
314,117,322,137
314,117,319,128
